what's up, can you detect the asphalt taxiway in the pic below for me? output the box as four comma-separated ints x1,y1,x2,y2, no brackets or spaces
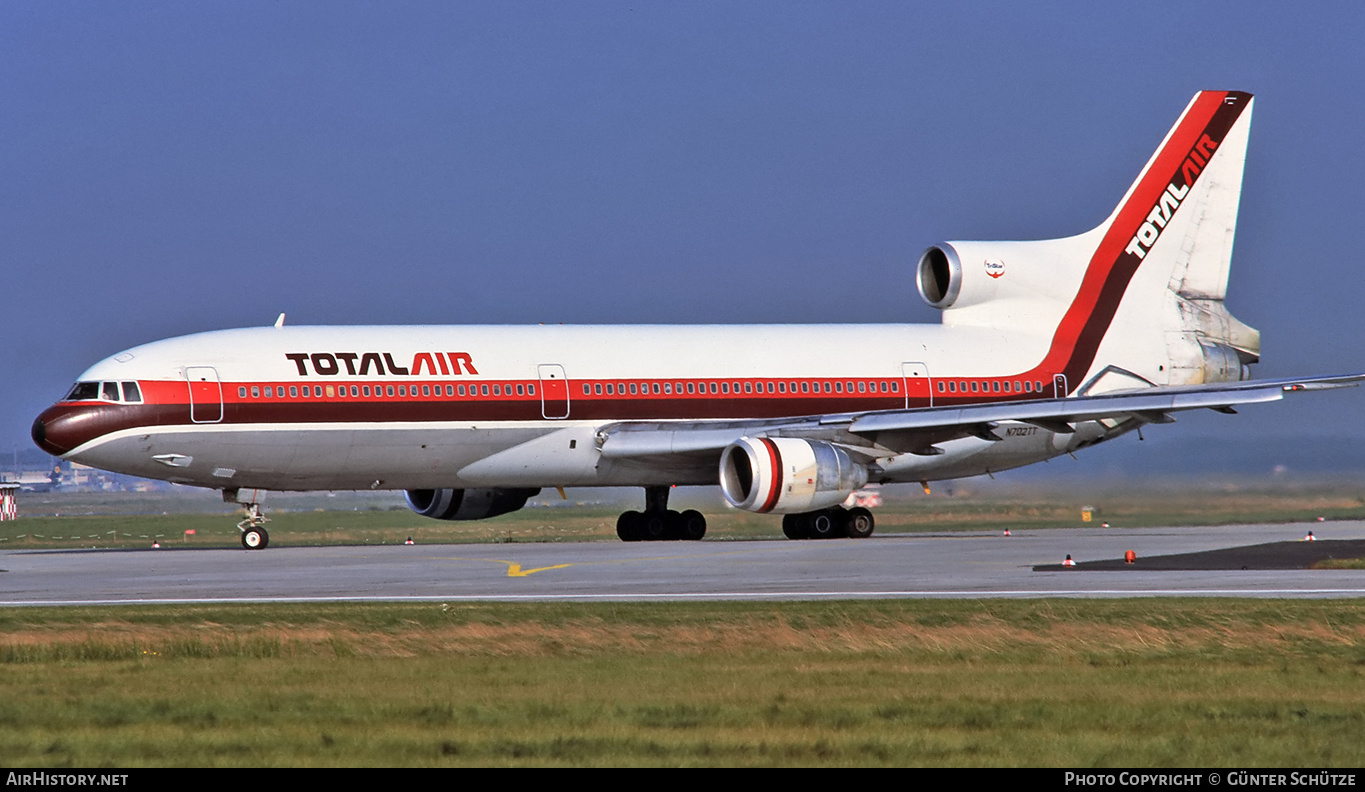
3,521,1364,606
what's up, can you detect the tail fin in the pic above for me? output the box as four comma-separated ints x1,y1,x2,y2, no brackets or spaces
917,91,1259,394
1087,90,1259,390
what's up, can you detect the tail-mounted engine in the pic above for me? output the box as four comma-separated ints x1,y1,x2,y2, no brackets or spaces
719,437,868,514
405,488,540,521
916,237,1097,330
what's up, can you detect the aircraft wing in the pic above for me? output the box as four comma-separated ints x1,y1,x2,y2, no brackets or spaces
597,374,1364,460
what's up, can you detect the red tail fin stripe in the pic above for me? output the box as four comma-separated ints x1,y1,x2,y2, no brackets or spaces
1013,91,1252,393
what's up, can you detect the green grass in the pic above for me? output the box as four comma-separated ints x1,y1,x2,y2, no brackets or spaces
2,600,1364,766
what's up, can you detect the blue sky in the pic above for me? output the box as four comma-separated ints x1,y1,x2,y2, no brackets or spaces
3,2,1364,472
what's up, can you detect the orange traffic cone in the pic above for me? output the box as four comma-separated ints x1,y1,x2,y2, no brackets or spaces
1125,550,1136,564
1062,554,1075,567
1305,531,1316,542
1003,528,1011,536
405,536,415,545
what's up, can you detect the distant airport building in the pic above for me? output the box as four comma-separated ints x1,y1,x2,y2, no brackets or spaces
1,482,19,520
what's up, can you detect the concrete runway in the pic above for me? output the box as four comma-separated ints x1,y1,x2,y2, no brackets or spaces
3,521,1365,606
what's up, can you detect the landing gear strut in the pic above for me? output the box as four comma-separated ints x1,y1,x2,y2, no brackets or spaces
616,486,706,541
782,506,874,540
237,502,270,550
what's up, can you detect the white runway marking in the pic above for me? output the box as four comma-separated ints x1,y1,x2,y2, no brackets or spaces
6,588,1365,607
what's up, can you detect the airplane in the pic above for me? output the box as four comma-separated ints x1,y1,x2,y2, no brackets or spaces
31,90,1362,549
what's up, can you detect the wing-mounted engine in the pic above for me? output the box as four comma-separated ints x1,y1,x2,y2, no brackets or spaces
405,488,540,521
719,437,868,514
917,235,1097,332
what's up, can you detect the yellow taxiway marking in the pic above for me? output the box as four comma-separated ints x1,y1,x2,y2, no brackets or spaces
436,559,576,578
502,561,573,578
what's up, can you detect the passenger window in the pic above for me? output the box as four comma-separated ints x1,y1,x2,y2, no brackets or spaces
251,386,260,398
527,384,534,396
239,386,247,398
290,386,299,398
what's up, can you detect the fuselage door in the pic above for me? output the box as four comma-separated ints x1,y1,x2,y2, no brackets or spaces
538,364,570,419
185,366,223,424
901,362,931,408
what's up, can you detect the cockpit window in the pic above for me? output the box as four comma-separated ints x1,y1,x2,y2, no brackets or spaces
63,381,143,403
65,382,100,401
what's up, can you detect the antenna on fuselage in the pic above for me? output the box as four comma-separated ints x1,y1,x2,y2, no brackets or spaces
274,313,286,328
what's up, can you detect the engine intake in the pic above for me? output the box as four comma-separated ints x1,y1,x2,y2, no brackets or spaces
405,488,540,521
917,245,963,309
719,437,868,514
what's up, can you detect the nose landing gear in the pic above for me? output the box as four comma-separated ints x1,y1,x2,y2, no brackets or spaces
235,499,270,550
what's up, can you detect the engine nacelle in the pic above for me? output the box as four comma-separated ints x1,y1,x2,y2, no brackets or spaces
916,236,1097,330
404,488,540,521
719,437,868,514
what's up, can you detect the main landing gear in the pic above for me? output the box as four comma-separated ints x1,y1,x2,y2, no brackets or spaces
782,506,875,540
617,486,707,541
237,502,270,550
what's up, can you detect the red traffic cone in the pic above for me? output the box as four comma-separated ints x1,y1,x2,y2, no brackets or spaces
1062,554,1075,567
